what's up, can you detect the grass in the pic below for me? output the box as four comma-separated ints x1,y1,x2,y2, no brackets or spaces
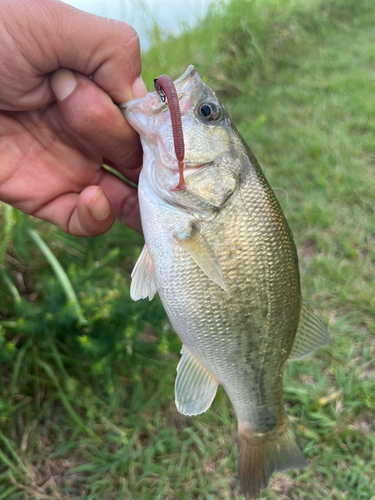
0,0,375,498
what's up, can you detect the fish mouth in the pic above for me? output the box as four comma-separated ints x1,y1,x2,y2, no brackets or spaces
119,65,197,114
120,90,187,114
159,159,213,178
183,161,214,179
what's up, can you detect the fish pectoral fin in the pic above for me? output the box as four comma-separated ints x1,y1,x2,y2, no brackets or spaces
130,244,158,301
175,345,218,416
288,300,330,361
174,225,226,291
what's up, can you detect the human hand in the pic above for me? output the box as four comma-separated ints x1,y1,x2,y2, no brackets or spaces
0,0,147,236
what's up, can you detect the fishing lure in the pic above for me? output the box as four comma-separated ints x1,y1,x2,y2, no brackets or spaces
154,75,185,191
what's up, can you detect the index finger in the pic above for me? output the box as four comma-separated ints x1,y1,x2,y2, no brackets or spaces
52,4,146,103
4,0,147,106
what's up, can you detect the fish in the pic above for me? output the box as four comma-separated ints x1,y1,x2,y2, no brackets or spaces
122,65,329,499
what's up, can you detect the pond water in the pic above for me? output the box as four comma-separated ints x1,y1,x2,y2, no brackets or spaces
63,0,214,50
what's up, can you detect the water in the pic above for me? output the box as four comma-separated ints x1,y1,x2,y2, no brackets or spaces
63,0,214,50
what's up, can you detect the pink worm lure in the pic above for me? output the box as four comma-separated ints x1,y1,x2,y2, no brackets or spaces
154,75,186,191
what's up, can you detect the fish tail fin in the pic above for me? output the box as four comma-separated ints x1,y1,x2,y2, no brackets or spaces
237,418,307,499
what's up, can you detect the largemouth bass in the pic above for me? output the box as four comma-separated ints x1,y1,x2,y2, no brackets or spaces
122,66,329,499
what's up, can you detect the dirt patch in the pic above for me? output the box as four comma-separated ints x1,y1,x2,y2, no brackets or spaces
298,239,317,261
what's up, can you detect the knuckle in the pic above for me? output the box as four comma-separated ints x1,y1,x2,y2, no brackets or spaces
108,22,140,58
117,23,139,47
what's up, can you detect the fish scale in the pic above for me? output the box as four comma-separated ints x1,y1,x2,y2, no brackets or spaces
124,65,329,499
150,162,299,427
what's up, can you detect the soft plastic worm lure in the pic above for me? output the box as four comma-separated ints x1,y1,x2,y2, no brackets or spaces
154,75,186,191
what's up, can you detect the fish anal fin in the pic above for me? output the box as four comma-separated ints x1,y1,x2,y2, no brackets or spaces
130,244,158,301
175,345,218,416
174,225,226,290
238,418,307,499
289,300,330,361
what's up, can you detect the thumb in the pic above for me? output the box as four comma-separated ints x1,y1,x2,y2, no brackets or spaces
50,69,142,174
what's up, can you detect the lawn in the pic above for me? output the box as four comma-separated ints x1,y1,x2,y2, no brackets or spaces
0,0,374,498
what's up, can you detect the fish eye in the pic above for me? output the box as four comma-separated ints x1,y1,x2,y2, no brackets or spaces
197,102,222,122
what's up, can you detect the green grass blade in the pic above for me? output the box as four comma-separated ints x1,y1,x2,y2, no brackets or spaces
44,232,87,255
0,204,14,268
28,230,87,325
0,321,18,328
102,163,138,188
0,449,19,477
0,271,21,303
37,359,102,443
0,430,32,479
10,339,32,401
0,485,21,500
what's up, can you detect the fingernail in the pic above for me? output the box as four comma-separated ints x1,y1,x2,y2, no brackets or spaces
132,76,148,99
86,188,111,221
50,69,78,102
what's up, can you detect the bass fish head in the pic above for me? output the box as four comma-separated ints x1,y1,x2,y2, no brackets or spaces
123,66,246,214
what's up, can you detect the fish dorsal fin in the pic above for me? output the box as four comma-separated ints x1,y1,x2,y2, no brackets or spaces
130,244,158,301
175,345,219,416
174,225,226,291
289,300,330,361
